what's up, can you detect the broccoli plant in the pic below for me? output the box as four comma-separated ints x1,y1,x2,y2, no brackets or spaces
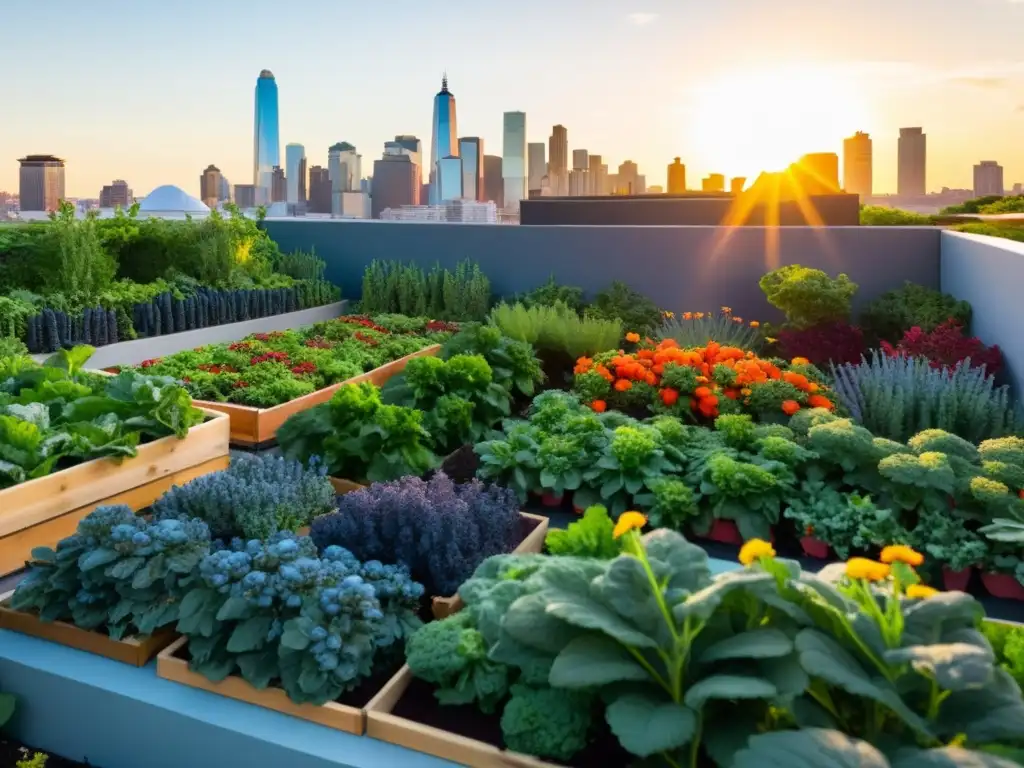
575,425,679,515
500,684,594,762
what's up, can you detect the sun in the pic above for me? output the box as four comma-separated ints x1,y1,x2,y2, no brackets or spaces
686,64,870,182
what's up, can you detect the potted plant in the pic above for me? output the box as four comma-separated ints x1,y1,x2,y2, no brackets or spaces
783,480,861,559
911,510,987,592
981,552,1024,601
697,453,784,543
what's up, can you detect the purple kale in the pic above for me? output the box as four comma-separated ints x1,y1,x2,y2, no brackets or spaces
310,473,521,596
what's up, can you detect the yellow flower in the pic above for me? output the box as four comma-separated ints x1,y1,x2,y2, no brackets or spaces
791,357,810,366
880,545,924,567
663,310,675,319
613,511,647,539
906,584,939,600
846,558,891,582
738,538,776,566
765,337,778,344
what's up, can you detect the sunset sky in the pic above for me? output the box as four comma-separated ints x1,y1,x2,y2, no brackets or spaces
3,0,1024,198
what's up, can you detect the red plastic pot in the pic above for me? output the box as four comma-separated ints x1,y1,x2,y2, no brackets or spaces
981,572,1024,601
708,520,743,545
800,536,831,559
942,567,973,592
540,492,563,508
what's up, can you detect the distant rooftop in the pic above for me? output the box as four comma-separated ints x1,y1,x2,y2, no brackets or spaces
259,69,274,79
18,155,65,164
330,142,356,152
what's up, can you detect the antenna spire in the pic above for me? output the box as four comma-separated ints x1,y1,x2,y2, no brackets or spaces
441,72,449,93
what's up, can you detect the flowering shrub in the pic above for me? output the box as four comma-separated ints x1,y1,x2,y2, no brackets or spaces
881,320,1003,375
773,321,866,367
572,338,835,422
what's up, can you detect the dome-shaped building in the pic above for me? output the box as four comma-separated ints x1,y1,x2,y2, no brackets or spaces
138,185,210,218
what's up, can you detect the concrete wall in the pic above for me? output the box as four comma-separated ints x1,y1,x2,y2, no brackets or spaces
940,231,1024,395
265,221,941,322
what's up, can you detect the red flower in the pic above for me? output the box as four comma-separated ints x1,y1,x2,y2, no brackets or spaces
660,388,680,406
233,380,250,388
228,341,253,352
354,331,380,347
304,337,332,349
290,362,317,375
425,320,459,333
250,352,291,365
140,358,161,368
590,399,607,413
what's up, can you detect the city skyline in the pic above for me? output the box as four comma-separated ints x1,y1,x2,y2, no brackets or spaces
3,0,1024,198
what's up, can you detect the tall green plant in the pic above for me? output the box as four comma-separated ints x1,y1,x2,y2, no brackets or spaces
488,301,622,357
759,265,857,329
274,248,326,281
48,204,116,299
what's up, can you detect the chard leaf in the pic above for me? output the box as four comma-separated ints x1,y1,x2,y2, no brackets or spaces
884,643,993,691
605,691,697,757
698,628,794,664
733,729,889,768
683,674,777,709
549,635,651,688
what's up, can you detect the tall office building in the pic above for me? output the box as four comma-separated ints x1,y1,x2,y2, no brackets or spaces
897,128,926,197
795,153,840,194
100,179,133,208
218,175,231,203
285,144,306,205
527,142,546,192
572,149,588,172
548,125,568,196
308,166,331,213
617,160,642,195
371,154,419,218
271,166,287,203
484,154,504,208
328,142,361,214
730,177,747,194
667,158,686,194
502,112,527,210
234,184,256,209
459,137,484,201
437,156,463,202
842,131,873,198
568,169,589,196
385,135,423,195
253,70,281,206
974,161,1004,197
588,154,606,196
18,155,65,212
199,165,221,208
429,75,458,204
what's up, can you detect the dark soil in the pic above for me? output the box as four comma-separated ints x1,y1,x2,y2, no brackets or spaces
391,676,635,768
435,445,480,484
0,737,95,767
536,349,576,391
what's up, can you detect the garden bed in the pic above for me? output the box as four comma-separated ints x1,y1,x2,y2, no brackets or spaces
365,667,632,768
0,408,230,577
157,636,384,735
195,344,442,447
0,592,175,666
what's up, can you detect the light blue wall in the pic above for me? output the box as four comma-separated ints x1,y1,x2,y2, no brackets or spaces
940,231,1024,396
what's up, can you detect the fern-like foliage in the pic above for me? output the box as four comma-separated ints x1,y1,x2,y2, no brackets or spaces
153,453,335,540
831,351,1019,443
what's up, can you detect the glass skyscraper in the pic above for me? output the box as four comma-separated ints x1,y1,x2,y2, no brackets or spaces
253,70,281,206
285,144,306,205
429,75,458,205
458,137,483,201
502,112,527,211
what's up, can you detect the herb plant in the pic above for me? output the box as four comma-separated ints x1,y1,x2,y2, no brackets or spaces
359,259,490,320
585,281,664,337
488,301,623,358
759,264,858,329
441,323,544,397
544,504,622,559
860,281,972,343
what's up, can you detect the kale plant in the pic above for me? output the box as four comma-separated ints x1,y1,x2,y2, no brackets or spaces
441,323,544,397
152,454,335,541
12,504,211,639
310,472,522,596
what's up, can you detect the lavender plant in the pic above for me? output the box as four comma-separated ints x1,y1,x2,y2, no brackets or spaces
831,351,1019,443
152,453,335,540
310,472,522,596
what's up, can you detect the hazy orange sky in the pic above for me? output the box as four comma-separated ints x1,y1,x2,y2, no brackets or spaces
3,0,1024,198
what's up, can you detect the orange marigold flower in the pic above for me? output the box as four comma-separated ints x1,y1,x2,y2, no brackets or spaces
721,306,732,313
880,545,924,567
740,388,752,396
590,399,607,413
781,400,801,416
625,332,641,343
733,316,743,324
695,312,705,320
595,364,614,381
807,394,834,410
791,357,810,366
660,388,680,406
614,379,633,392
637,349,655,360
724,389,738,400
682,312,693,320
808,382,820,393
749,321,760,328
694,386,712,399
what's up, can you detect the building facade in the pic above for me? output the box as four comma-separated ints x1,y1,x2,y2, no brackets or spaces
100,179,133,209
973,161,1004,197
702,174,725,193
458,137,483,201
617,161,642,195
199,165,221,208
233,184,256,209
897,127,926,197
796,153,840,193
484,154,504,208
271,166,287,203
502,112,526,210
429,76,458,205
730,177,747,194
253,70,281,206
588,155,606,196
572,149,588,172
667,158,686,194
437,156,463,202
285,144,306,205
18,155,65,212
328,142,361,215
548,125,568,196
308,166,331,213
843,131,873,198
527,142,546,193
568,169,589,196
371,154,419,219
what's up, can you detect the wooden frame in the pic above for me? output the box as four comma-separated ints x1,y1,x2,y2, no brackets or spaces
0,591,175,667
157,636,366,734
365,666,554,768
0,409,230,577
195,344,442,447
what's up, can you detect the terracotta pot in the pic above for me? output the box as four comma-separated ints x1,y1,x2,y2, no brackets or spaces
942,566,973,592
573,506,585,516
540,492,563,508
800,536,830,559
708,519,743,545
981,572,1024,601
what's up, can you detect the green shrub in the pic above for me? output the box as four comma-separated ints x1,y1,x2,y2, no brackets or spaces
516,275,584,314
859,205,935,226
953,222,1024,243
759,265,857,329
488,301,622,358
585,281,663,337
274,248,327,281
360,259,490,320
941,195,1007,215
859,282,972,343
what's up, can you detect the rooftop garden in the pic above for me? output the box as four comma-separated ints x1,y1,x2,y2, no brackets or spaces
861,195,1024,243
1,258,1022,767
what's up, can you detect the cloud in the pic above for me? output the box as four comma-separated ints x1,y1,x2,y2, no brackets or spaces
627,12,658,25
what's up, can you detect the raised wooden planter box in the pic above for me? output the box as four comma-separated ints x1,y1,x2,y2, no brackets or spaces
0,592,175,667
195,344,441,448
157,636,366,734
365,666,553,768
0,408,230,577
325,475,549,621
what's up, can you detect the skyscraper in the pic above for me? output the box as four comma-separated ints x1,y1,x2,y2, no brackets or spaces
100,179,133,209
253,70,281,207
548,125,568,196
285,144,306,205
308,166,331,213
459,137,484,201
897,128,926,197
795,153,840,194
527,142,546,192
429,75,458,204
328,142,361,214
572,149,588,172
219,175,231,203
18,155,65,212
371,154,419,218
271,166,287,203
617,160,642,195
437,156,463,202
199,165,221,208
484,154,504,208
588,154,606,196
843,132,873,198
234,184,256,209
667,158,686,194
974,161,1004,197
502,112,526,210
